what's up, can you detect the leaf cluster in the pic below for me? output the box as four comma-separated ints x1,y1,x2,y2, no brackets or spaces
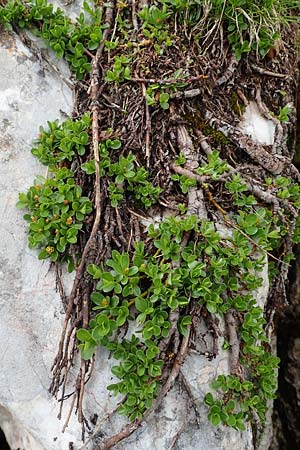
0,0,104,79
82,141,162,207
77,213,280,425
32,113,91,166
17,168,92,261
105,55,132,83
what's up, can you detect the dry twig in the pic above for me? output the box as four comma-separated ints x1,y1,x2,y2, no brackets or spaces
50,0,115,422
225,310,241,377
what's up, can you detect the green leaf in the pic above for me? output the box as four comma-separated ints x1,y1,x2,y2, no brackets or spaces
178,315,192,336
137,365,145,376
126,395,137,407
146,346,160,360
38,249,49,260
88,40,99,51
77,328,93,342
204,393,214,406
135,296,148,313
91,292,106,306
80,340,96,360
235,419,246,431
159,92,169,103
95,314,111,336
100,272,118,292
112,365,124,379
136,350,147,363
16,200,28,209
226,415,236,427
268,230,281,239
160,102,169,110
209,412,221,427
149,362,162,377
109,139,122,149
87,264,102,279
116,306,129,326
127,266,139,276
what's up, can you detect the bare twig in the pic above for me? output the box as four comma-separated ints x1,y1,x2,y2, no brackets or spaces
205,111,290,176
171,88,202,99
55,262,67,308
78,403,123,450
78,291,90,424
215,54,238,86
131,0,139,31
167,422,186,450
252,64,288,79
50,0,115,415
236,88,249,107
225,310,241,377
171,164,208,184
170,164,290,266
179,371,200,427
62,393,76,433
142,83,151,163
131,74,208,85
194,129,213,155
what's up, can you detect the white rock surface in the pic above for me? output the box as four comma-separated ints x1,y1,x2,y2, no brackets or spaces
238,101,276,145
0,29,82,450
0,16,263,450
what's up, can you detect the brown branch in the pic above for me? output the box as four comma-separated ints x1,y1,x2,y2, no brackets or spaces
215,54,238,86
171,88,202,99
194,129,213,155
142,83,151,163
179,371,200,427
236,88,249,107
251,64,288,79
84,48,95,59
55,262,67,308
170,164,290,266
167,422,186,450
225,310,241,377
131,74,208,85
131,0,139,31
50,0,115,412
205,188,227,216
171,164,208,184
70,0,116,422
78,291,90,424
183,131,297,217
205,111,291,176
62,393,76,433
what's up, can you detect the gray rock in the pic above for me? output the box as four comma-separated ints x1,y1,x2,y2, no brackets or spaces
0,28,80,450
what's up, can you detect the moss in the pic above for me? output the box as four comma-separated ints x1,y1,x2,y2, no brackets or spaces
202,126,230,146
183,110,230,147
230,91,245,117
